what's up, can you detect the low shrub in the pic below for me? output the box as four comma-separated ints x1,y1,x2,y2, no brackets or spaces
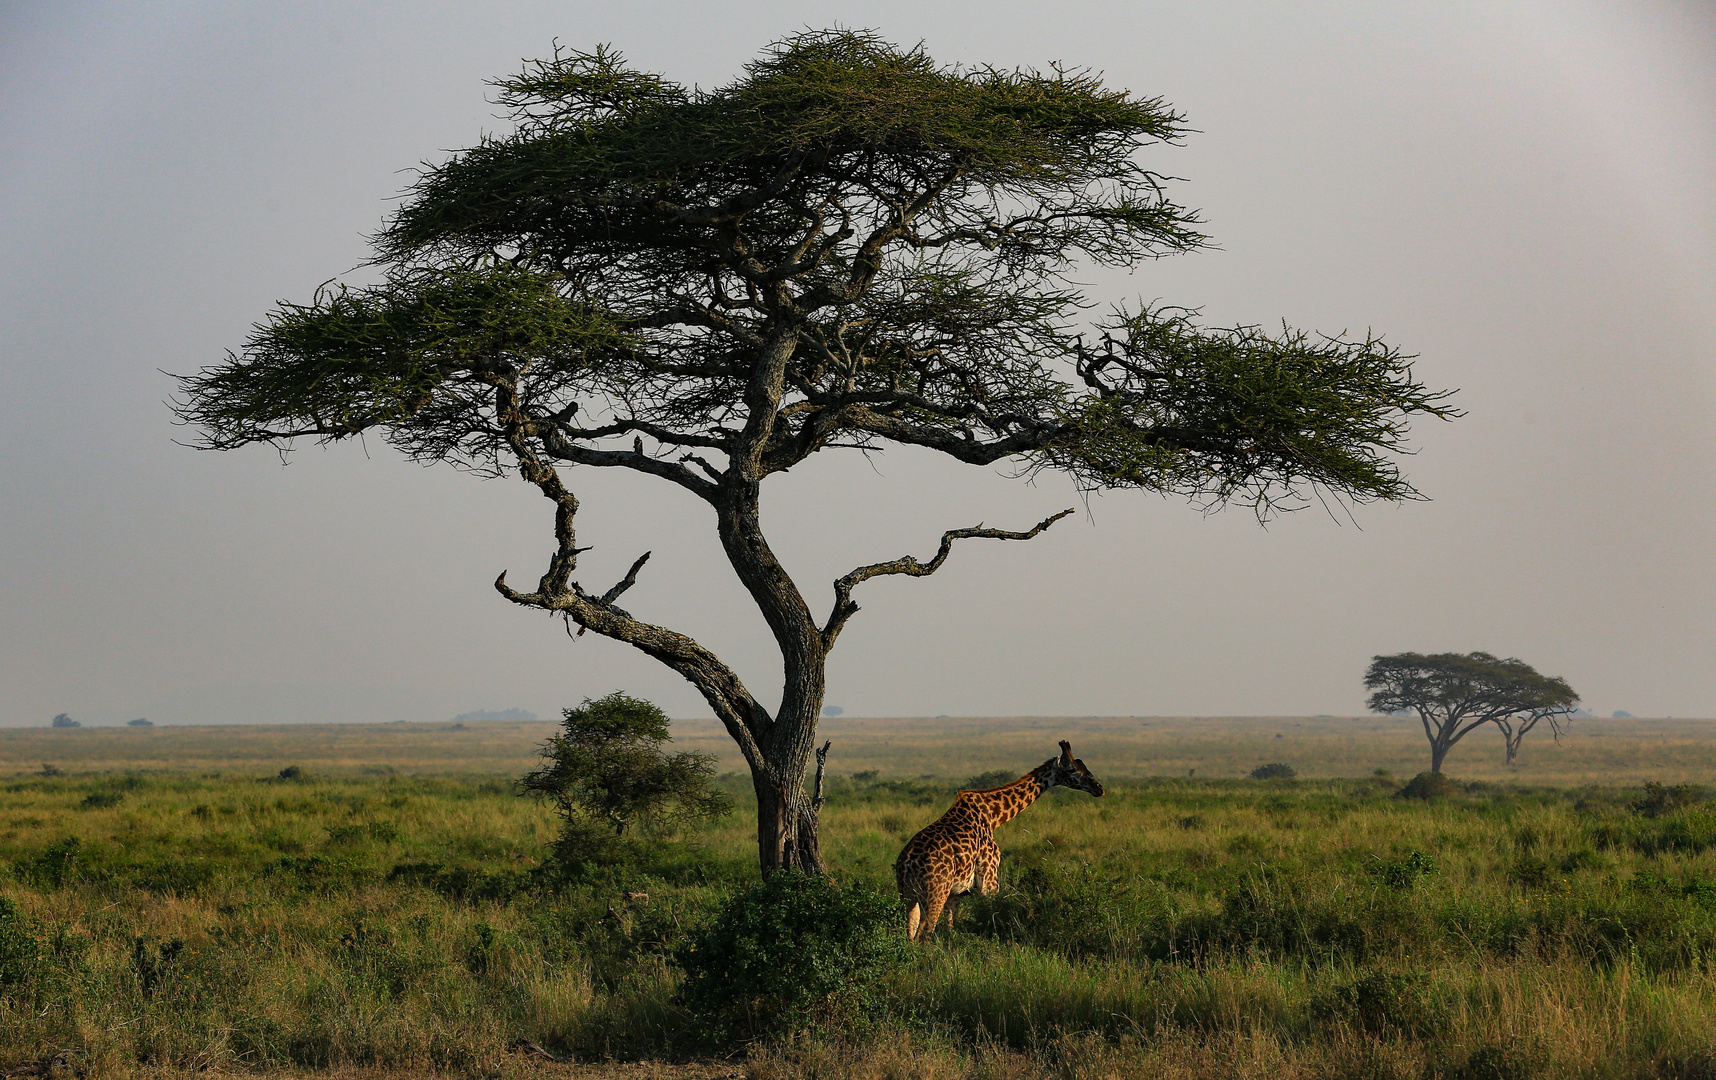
386,861,531,901
1632,782,1703,818
1396,772,1455,800
15,838,82,888
1510,856,1553,889
1312,967,1449,1036
1250,763,1297,780
965,862,1155,960
675,872,908,1041
1369,850,1437,889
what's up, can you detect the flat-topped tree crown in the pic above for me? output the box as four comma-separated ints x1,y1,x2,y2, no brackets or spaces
175,30,1458,874
1366,652,1579,772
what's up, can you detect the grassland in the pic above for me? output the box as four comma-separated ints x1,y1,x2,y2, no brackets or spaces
5,717,1716,1079
9,712,1716,785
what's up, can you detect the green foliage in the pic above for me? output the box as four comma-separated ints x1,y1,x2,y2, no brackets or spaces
1633,781,1703,818
178,30,1455,522
965,862,1160,960
131,937,186,997
1453,1044,1537,1080
50,714,79,728
16,838,82,888
1369,850,1437,889
1250,763,1296,780
0,899,42,987
519,693,733,877
18,754,1716,1073
176,262,628,468
1396,771,1456,800
675,871,908,1039
1366,652,1579,772
1312,968,1449,1036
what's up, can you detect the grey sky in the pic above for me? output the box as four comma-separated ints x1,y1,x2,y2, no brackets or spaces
1,1,1712,727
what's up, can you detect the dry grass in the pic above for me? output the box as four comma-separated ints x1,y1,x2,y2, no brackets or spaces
7,713,1716,785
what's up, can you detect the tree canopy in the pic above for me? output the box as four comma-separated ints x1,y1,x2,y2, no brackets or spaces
1365,652,1579,771
176,30,1458,872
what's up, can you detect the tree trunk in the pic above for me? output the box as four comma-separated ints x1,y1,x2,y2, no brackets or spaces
754,772,828,873
1430,742,1448,773
714,485,832,874
1504,735,1520,767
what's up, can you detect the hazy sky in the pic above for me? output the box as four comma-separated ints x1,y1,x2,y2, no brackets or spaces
2,1,1712,727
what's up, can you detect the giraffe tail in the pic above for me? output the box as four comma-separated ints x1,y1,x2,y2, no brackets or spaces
906,902,922,941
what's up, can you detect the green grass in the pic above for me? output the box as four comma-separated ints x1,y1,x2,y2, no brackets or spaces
10,713,1716,785
7,721,1716,1077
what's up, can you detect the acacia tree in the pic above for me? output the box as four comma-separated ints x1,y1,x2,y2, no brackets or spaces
1365,652,1579,771
176,31,1457,873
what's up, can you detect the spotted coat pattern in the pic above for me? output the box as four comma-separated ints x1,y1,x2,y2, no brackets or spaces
894,740,1104,940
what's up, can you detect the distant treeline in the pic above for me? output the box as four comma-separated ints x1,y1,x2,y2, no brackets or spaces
448,708,538,724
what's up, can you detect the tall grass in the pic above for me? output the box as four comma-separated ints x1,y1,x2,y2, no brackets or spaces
7,756,1716,1076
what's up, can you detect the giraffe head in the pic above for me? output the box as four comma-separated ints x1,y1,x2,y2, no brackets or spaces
1037,740,1104,797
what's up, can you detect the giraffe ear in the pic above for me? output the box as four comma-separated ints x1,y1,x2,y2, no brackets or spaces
1059,740,1073,764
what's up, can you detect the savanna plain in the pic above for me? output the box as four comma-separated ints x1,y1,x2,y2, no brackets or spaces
7,714,1716,1080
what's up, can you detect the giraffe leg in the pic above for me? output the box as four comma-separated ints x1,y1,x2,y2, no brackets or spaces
975,840,1001,895
920,888,951,940
944,891,962,931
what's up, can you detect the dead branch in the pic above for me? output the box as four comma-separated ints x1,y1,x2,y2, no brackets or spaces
821,508,1074,644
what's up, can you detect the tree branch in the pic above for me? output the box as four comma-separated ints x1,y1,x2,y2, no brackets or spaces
822,508,1074,645
812,740,832,813
538,425,719,499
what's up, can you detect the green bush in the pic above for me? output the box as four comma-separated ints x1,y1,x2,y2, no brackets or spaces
16,838,82,888
1632,781,1703,818
1313,967,1449,1036
1369,850,1437,889
1396,771,1455,800
1250,763,1297,780
520,692,733,878
965,862,1160,960
675,872,908,1041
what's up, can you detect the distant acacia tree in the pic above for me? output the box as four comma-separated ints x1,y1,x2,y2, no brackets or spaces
50,714,79,729
175,30,1457,873
1365,652,1579,771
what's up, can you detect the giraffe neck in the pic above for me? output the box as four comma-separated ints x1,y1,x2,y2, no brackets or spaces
977,772,1049,829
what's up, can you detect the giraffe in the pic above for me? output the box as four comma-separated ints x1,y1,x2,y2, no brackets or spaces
894,740,1104,941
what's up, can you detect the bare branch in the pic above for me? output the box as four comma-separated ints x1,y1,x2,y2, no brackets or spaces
822,508,1075,645
601,551,652,605
812,740,832,813
495,570,770,773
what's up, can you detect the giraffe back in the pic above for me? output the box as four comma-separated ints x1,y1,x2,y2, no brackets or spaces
894,792,993,898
